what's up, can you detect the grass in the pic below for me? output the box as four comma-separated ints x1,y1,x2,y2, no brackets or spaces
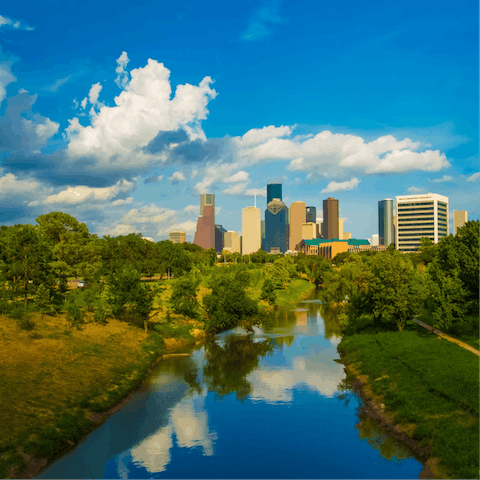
339,324,479,479
0,303,193,478
416,308,479,351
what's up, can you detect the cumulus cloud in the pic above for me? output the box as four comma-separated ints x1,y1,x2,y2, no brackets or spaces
223,182,249,196
65,56,218,172
406,186,424,194
111,196,134,206
0,65,16,106
115,51,130,89
122,204,176,225
0,90,59,153
80,97,87,109
467,172,480,182
431,175,453,183
0,15,33,31
184,204,199,215
245,187,266,196
0,172,52,201
30,178,135,206
157,220,197,236
101,223,137,236
321,177,359,193
224,170,249,183
88,82,103,107
169,171,186,184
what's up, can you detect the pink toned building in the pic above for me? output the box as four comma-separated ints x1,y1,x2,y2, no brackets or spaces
193,204,215,250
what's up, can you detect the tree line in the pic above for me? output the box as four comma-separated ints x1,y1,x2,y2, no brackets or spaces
317,221,479,336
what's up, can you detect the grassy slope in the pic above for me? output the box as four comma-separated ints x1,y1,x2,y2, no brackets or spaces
1,272,314,477
339,325,479,479
0,305,196,478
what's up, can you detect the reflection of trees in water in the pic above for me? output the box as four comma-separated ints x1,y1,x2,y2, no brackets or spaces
355,414,412,463
319,303,343,339
204,336,274,401
273,335,295,348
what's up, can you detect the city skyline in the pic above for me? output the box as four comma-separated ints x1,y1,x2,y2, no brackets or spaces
0,1,477,242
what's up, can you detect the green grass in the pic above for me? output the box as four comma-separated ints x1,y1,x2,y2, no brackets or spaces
416,308,479,351
274,279,316,308
340,325,479,479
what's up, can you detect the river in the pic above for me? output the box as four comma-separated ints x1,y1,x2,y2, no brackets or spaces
38,292,424,479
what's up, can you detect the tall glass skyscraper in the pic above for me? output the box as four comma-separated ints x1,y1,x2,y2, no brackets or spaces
267,183,282,204
265,198,288,253
378,198,394,246
306,206,316,223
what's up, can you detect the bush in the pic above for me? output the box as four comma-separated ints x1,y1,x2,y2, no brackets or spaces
65,302,85,329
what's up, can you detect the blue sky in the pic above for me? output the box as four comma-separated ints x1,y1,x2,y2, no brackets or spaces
0,0,478,242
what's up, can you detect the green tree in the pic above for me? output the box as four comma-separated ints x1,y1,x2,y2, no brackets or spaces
260,277,277,306
348,251,425,331
33,284,52,319
169,276,201,318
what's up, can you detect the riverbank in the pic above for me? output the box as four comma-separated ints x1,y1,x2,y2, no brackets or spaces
0,312,199,479
338,324,479,479
2,277,314,479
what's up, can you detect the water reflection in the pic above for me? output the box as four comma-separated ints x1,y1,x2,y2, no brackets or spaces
203,336,274,401
38,289,423,479
356,413,412,464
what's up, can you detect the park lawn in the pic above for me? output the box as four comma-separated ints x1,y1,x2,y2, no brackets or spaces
339,324,479,479
0,308,198,478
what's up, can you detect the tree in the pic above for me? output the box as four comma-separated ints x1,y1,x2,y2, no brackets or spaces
348,251,425,331
33,284,52,319
260,277,276,306
169,276,201,318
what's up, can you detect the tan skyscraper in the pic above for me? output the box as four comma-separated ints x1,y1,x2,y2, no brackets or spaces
224,231,240,253
302,223,317,240
323,197,339,239
453,210,468,235
242,206,261,255
289,201,306,251
338,217,343,240
168,231,186,244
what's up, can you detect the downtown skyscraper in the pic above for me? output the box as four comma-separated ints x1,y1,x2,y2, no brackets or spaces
378,198,394,246
193,194,215,250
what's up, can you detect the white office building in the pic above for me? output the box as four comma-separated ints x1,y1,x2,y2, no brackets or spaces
395,193,449,252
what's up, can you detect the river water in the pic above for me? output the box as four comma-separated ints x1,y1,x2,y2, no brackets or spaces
38,293,423,479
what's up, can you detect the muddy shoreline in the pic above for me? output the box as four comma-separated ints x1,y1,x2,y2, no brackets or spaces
341,357,446,479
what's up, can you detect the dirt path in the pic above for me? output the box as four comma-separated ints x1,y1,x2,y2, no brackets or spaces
413,319,479,356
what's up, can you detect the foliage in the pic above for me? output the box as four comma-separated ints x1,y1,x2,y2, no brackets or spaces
169,275,201,318
202,267,258,333
33,284,52,318
260,277,276,306
270,256,295,289
65,301,86,329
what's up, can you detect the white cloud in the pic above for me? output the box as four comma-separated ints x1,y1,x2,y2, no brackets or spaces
467,172,480,182
169,171,186,183
234,125,292,148
157,220,197,236
431,175,453,183
80,97,87,109
31,178,134,206
321,177,359,193
0,173,52,202
22,116,59,146
406,186,424,194
0,15,33,31
65,55,217,171
0,65,16,105
88,82,103,106
45,75,71,92
223,182,249,196
115,51,130,89
111,196,134,206
184,204,199,215
245,187,266,197
224,170,249,183
101,223,137,237
122,204,176,224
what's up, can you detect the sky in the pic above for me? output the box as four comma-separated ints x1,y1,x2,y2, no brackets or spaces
0,0,478,242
